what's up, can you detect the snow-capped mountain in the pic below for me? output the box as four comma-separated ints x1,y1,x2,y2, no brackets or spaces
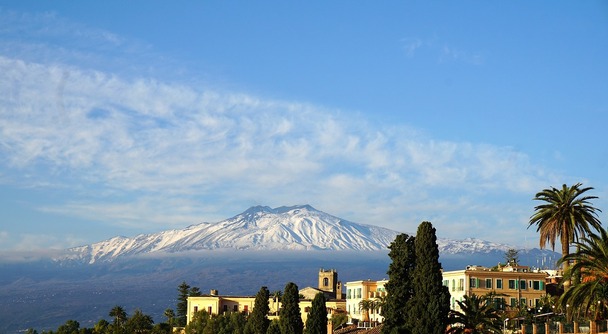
64,205,399,263
437,237,512,254
61,204,548,265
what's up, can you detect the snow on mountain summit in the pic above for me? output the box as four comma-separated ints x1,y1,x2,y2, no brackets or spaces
64,205,399,263
61,205,526,264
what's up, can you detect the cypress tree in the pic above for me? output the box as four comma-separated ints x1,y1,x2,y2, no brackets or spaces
248,286,271,334
382,233,416,334
280,282,303,334
408,221,450,334
305,292,327,334
267,320,281,334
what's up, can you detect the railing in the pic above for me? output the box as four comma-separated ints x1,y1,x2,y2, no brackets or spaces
357,321,380,329
506,320,608,334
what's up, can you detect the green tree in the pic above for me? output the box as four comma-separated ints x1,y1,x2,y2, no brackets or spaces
185,310,209,334
305,292,327,334
446,294,502,334
248,286,271,334
151,323,172,334
358,299,378,322
177,281,191,327
226,312,247,334
266,320,281,334
331,313,348,329
109,305,128,332
528,183,602,288
382,233,416,334
271,290,282,316
126,309,154,333
93,319,109,334
190,286,202,297
280,282,303,334
164,308,176,327
408,221,450,334
504,248,519,265
57,320,80,334
559,227,608,318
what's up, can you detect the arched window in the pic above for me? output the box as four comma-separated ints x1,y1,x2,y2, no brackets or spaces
323,277,329,286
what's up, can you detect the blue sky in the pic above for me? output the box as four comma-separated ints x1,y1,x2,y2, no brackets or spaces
0,1,607,253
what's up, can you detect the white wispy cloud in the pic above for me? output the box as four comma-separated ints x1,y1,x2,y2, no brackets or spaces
440,45,485,65
0,11,557,249
400,36,484,65
0,54,555,239
401,38,422,57
8,232,86,251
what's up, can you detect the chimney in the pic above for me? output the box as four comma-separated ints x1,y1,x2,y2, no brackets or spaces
210,289,218,296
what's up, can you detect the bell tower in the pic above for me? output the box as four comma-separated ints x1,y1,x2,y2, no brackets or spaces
318,268,338,294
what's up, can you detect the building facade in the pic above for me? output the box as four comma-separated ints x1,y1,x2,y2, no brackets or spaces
344,279,387,323
186,269,346,326
442,264,549,313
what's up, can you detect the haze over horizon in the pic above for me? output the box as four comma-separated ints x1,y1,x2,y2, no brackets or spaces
1,1,607,253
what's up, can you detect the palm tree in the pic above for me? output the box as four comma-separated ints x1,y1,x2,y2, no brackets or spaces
272,290,282,316
125,309,154,333
447,294,502,334
528,183,602,287
359,299,375,322
164,308,175,327
559,227,608,319
109,305,127,328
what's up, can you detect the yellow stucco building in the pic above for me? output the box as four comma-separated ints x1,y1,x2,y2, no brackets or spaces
344,279,387,323
441,264,549,313
186,269,346,326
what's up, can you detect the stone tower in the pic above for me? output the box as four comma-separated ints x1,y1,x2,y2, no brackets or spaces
318,268,341,299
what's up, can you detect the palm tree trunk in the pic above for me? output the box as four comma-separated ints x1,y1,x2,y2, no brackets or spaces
562,233,571,290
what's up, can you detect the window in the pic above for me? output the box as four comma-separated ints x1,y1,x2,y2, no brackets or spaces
508,279,516,289
194,306,198,312
533,280,543,290
496,279,503,289
443,279,449,287
520,280,526,290
458,279,464,291
223,305,228,313
208,306,212,314
510,298,517,307
520,298,526,307
470,278,478,288
347,289,352,299
452,279,455,292
243,305,248,313
234,305,238,312
493,298,505,310
323,277,329,287
485,278,492,289
357,288,362,298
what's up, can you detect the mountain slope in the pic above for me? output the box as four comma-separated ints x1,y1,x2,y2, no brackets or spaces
64,205,400,263
61,204,555,265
